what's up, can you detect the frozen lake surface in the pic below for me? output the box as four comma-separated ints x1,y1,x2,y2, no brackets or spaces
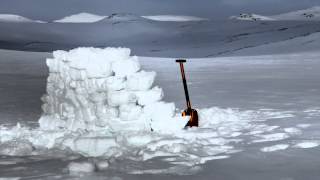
0,48,320,179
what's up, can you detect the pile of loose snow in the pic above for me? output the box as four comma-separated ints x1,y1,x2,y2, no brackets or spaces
0,14,45,23
54,13,107,23
142,15,207,22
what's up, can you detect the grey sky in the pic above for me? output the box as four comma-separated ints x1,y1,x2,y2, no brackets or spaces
0,0,319,20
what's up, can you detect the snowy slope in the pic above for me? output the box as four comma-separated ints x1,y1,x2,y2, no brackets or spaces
54,12,107,23
0,14,45,23
230,13,275,21
1,19,320,57
231,31,320,56
142,15,207,22
271,6,320,21
100,13,148,22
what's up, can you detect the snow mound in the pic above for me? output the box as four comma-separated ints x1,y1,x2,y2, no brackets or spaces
0,14,45,23
142,15,208,22
271,6,320,21
230,13,275,21
54,13,107,23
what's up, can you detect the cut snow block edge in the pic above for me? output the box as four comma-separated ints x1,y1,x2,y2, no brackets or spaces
40,47,186,133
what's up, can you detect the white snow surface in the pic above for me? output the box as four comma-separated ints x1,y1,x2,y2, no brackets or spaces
54,13,107,23
0,47,306,173
0,14,45,23
142,15,208,22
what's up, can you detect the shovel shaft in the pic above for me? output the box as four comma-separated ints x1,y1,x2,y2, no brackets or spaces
176,59,192,110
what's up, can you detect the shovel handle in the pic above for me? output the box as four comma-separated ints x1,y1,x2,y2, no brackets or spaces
176,59,192,110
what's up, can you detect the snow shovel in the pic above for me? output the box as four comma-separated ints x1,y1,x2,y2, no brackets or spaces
176,59,198,127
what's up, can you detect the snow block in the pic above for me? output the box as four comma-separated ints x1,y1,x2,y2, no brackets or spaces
39,47,184,134
126,71,156,91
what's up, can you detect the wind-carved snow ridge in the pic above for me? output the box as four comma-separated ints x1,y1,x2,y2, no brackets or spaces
0,47,305,175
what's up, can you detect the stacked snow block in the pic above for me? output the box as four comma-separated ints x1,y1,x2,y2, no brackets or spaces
39,47,184,132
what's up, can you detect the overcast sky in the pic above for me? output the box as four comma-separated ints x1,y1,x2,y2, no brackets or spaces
0,0,319,20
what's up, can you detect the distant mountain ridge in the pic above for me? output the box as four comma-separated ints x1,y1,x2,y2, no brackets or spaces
0,14,45,23
231,6,320,21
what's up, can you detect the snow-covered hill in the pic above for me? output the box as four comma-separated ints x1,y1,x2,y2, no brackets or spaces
232,32,320,56
54,12,107,23
271,6,320,21
142,15,207,22
230,13,275,21
101,13,147,22
0,14,45,23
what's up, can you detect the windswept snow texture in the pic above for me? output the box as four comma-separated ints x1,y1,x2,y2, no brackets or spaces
54,13,107,23
142,15,207,22
0,14,45,23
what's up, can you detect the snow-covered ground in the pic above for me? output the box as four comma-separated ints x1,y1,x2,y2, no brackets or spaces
0,44,320,179
1,5,320,180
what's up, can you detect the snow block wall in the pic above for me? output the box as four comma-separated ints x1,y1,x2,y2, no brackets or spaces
39,47,188,132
